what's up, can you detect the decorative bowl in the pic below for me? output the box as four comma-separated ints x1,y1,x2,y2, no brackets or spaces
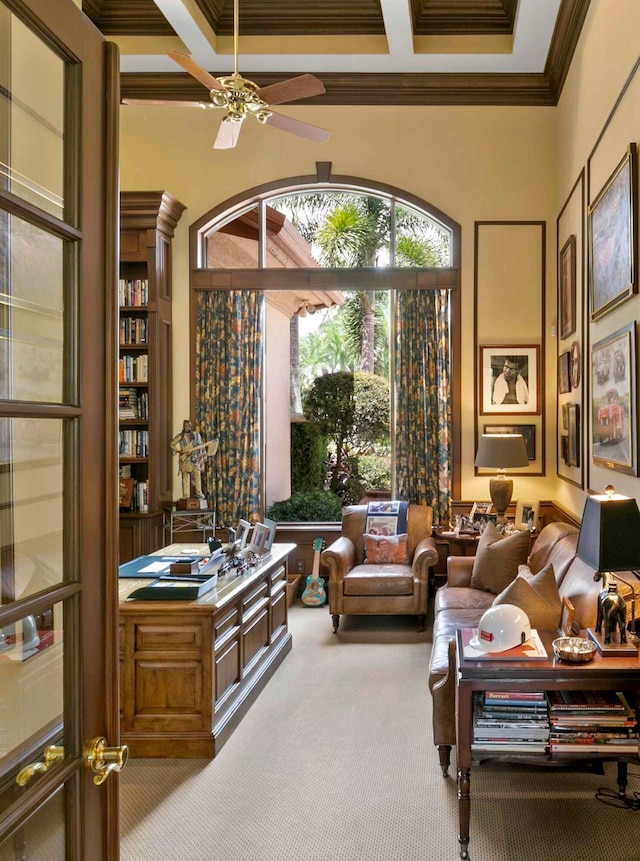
552,636,597,663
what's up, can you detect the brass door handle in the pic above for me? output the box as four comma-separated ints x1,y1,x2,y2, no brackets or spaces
84,737,129,785
16,745,65,786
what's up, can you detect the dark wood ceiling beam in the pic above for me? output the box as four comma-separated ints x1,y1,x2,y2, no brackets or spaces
120,70,557,106
545,0,591,97
412,0,517,35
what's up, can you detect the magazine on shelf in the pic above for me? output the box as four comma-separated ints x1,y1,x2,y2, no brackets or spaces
461,627,547,661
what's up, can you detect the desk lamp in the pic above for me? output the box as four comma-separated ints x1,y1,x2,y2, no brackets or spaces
474,434,529,522
576,486,640,653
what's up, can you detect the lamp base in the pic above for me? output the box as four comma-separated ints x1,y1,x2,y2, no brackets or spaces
586,628,639,657
489,478,513,523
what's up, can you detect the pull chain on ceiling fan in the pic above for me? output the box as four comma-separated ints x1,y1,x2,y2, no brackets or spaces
123,0,329,150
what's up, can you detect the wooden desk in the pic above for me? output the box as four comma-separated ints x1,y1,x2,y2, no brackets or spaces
455,628,640,859
119,543,294,758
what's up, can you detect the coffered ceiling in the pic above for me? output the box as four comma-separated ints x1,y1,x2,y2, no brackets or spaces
84,0,591,106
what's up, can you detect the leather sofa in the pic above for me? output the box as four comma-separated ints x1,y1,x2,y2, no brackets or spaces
321,503,439,633
428,520,609,776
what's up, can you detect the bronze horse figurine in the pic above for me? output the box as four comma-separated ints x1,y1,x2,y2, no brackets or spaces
595,575,628,645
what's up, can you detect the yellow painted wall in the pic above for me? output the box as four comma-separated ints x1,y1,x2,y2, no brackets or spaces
120,103,557,506
555,0,640,516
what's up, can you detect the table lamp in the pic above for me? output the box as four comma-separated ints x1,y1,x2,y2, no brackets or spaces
576,486,640,654
474,434,529,522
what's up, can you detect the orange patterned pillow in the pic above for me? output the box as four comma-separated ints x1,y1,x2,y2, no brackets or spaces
363,533,408,564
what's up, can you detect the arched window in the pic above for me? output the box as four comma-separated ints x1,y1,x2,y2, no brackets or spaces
190,173,461,527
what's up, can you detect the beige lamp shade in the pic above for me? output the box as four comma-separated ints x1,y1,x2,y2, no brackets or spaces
474,434,529,521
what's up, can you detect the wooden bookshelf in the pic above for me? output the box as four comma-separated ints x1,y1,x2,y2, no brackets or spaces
118,191,186,562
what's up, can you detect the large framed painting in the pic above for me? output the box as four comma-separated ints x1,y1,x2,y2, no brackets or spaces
591,323,637,475
559,234,576,339
480,345,539,415
588,143,637,320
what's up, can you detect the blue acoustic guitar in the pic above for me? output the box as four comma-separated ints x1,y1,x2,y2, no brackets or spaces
301,538,327,606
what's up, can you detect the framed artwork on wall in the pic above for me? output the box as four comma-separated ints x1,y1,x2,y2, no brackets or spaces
570,340,581,389
480,345,539,415
567,403,580,468
559,234,576,339
588,143,637,320
483,424,535,460
558,351,571,394
591,323,637,475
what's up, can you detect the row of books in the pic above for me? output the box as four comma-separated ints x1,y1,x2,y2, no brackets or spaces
121,478,149,513
119,388,149,421
119,354,148,383
472,690,639,756
119,430,148,458
547,690,637,754
119,317,148,345
472,691,549,755
119,279,149,307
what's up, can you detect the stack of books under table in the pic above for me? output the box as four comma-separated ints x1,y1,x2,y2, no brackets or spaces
547,690,638,755
472,690,549,756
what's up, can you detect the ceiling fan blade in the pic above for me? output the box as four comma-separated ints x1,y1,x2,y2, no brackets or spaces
122,99,210,108
214,119,242,149
257,74,326,106
167,51,225,92
264,111,330,144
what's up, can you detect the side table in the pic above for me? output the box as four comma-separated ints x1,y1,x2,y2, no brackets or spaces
455,628,640,859
163,505,216,544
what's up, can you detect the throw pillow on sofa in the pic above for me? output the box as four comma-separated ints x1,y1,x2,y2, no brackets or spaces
470,522,530,594
492,563,562,630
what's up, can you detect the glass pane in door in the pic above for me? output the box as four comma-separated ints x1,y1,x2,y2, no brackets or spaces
0,214,64,404
0,417,64,601
0,11,64,218
0,789,65,860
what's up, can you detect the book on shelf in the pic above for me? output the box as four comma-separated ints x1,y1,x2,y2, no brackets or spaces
546,690,632,712
549,742,637,754
461,627,547,661
472,741,548,754
485,691,546,701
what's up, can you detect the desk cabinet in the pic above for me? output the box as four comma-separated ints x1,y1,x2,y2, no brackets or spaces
118,543,294,757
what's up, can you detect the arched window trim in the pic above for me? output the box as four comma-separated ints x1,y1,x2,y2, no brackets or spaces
189,172,462,500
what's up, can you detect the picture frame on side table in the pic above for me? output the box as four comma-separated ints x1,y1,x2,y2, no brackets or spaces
514,499,539,531
483,424,536,461
560,597,576,637
262,518,277,551
559,234,576,339
591,323,637,475
588,143,637,321
480,345,539,415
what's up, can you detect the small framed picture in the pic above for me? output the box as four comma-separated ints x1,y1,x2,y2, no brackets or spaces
236,519,252,550
262,518,277,551
560,597,576,637
480,345,540,414
559,234,576,339
561,403,569,430
570,340,581,390
567,403,580,468
560,435,569,462
558,351,571,394
248,522,271,556
515,499,539,531
469,502,493,519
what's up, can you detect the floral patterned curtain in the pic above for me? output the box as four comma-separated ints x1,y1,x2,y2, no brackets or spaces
194,290,263,526
394,289,451,524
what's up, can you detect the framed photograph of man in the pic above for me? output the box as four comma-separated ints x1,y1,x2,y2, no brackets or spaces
559,234,576,339
480,345,540,415
588,143,637,321
591,323,637,475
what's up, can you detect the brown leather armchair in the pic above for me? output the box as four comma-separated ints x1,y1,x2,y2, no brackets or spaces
321,503,439,633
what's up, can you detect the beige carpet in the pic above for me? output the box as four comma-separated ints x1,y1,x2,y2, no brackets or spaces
120,605,640,861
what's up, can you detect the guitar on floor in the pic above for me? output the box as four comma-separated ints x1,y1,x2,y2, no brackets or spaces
301,538,327,607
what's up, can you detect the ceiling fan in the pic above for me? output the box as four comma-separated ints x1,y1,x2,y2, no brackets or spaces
123,0,330,150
